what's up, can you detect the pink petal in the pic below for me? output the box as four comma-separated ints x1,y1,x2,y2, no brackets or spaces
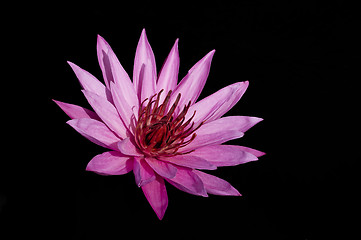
237,146,266,157
82,90,127,139
133,157,156,187
97,35,139,115
117,138,143,157
97,35,113,89
184,84,233,125
97,35,131,90
67,61,111,101
231,116,264,132
208,81,249,122
159,155,216,170
67,118,121,150
86,151,133,175
188,145,258,167
156,39,179,100
185,81,249,125
133,29,157,102
110,82,138,131
193,170,241,196
169,50,215,113
144,157,177,179
53,100,100,120
166,166,207,197
141,175,168,220
181,116,262,152
181,117,244,152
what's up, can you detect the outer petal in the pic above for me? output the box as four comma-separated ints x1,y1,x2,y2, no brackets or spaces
237,146,266,157
229,116,263,132
133,157,156,187
193,170,241,196
133,29,157,102
82,90,127,139
117,138,143,157
86,151,133,175
156,38,179,100
144,157,177,179
159,155,216,170
53,100,100,120
169,50,215,113
67,61,111,101
181,116,262,152
208,81,249,122
180,117,244,152
110,82,138,132
141,175,168,220
188,145,258,167
97,35,133,92
67,118,121,150
166,166,207,197
97,34,113,89
185,81,249,125
96,35,139,116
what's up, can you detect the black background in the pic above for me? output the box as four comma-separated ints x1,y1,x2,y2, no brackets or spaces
1,1,359,239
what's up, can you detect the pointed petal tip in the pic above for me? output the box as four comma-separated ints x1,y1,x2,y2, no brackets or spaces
206,49,216,59
67,61,77,69
169,38,179,54
65,119,74,125
67,61,88,77
67,61,79,70
52,99,63,108
140,28,147,38
234,80,249,88
138,29,150,47
201,49,216,63
172,38,179,50
255,116,264,122
65,120,75,130
234,81,249,90
209,49,216,56
227,185,242,196
97,34,105,42
245,116,264,128
241,116,264,132
97,34,110,50
156,211,165,220
254,117,264,125
257,151,266,157
97,34,104,44
249,155,259,162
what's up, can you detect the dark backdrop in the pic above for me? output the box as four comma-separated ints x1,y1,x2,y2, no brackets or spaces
2,1,358,239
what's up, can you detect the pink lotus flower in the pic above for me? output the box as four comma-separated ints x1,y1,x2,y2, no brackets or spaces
54,29,264,220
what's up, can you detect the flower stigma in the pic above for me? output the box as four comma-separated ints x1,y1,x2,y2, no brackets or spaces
134,90,203,157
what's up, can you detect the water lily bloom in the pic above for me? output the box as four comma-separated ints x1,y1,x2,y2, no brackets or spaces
54,29,264,220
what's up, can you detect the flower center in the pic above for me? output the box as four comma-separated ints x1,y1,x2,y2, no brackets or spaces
134,90,202,157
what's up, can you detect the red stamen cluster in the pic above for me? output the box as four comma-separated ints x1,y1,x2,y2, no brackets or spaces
134,90,203,157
